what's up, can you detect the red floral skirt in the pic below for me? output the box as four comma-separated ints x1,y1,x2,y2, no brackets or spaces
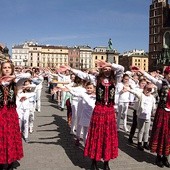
149,107,170,156
0,106,23,164
84,104,118,161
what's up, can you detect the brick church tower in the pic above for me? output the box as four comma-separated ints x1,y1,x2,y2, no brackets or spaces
149,0,170,71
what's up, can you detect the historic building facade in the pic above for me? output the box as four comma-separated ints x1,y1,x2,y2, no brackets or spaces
149,0,170,71
68,47,80,69
119,49,149,72
12,41,120,69
12,42,69,68
78,45,93,70
92,47,107,68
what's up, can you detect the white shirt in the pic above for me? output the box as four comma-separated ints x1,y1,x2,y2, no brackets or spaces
117,82,130,103
129,89,156,120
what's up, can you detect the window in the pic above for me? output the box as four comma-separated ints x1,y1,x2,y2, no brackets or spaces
154,36,158,43
95,56,97,59
101,56,103,59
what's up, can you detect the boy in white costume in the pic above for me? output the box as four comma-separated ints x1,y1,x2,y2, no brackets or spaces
117,74,131,132
16,79,36,142
32,72,43,112
65,82,96,145
125,83,156,151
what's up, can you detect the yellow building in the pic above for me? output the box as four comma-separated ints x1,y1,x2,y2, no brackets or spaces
12,42,69,68
131,55,148,72
28,45,68,68
92,47,107,68
119,50,148,71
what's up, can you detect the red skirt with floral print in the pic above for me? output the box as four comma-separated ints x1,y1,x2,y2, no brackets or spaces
0,106,23,164
149,107,170,156
84,104,118,161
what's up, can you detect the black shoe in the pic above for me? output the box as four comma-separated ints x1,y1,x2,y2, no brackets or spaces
137,142,144,151
60,108,64,111
104,161,110,170
143,142,150,150
156,155,164,168
128,137,133,144
162,156,170,168
90,160,99,170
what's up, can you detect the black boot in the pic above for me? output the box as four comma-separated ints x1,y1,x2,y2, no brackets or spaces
128,137,133,144
90,159,99,170
104,161,110,170
7,163,14,170
143,142,150,150
156,155,164,168
162,155,170,168
137,142,144,151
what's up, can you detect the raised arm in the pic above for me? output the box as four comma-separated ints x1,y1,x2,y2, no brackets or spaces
95,60,124,83
59,66,96,86
131,66,162,89
111,63,124,83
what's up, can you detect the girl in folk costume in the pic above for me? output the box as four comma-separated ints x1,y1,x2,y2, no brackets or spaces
0,61,31,170
132,66,170,168
59,60,124,170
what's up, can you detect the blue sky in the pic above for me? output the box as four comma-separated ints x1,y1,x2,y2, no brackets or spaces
0,0,151,54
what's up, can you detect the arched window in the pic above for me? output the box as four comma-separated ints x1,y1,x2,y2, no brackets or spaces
164,32,170,48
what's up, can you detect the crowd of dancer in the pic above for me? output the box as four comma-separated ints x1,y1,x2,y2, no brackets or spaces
0,60,169,170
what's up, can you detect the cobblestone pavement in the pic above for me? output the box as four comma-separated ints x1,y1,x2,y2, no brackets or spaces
18,84,169,170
